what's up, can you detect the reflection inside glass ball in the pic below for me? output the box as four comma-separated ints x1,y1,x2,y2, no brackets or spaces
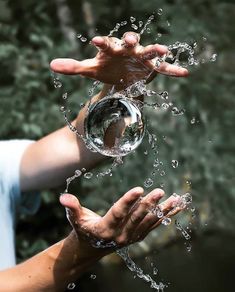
84,96,145,157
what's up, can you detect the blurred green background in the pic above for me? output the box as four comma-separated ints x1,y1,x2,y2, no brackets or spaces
0,0,235,291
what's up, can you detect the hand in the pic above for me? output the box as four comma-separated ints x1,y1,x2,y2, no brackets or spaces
60,187,184,258
50,32,188,89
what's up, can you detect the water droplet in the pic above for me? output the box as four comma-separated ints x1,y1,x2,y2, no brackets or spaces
130,16,136,23
90,274,96,280
144,150,148,155
202,36,207,41
159,91,168,100
210,53,217,62
182,193,192,205
157,33,162,38
62,93,68,99
60,106,66,112
121,21,127,26
84,172,93,179
54,78,62,88
161,103,169,110
166,20,171,27
77,34,82,38
191,117,196,124
67,282,76,290
144,178,154,188
146,27,151,34
75,170,82,176
139,21,143,27
160,170,165,176
81,37,87,42
81,168,86,172
153,267,158,275
190,206,196,212
171,160,179,168
157,8,163,15
186,243,192,252
153,159,159,168
162,217,172,226
131,24,138,30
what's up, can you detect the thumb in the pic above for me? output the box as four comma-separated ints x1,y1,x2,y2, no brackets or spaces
50,58,82,75
60,193,82,229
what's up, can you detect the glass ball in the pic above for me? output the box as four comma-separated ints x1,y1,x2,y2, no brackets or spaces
84,96,145,157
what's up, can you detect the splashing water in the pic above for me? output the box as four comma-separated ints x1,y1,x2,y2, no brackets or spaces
67,282,76,290
117,247,165,291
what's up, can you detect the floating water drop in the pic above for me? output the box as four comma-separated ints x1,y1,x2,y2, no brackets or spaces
121,21,127,26
90,274,96,280
60,106,66,112
144,178,154,188
157,8,163,15
162,217,172,226
153,159,159,168
186,243,192,252
159,91,168,100
191,117,196,124
210,53,217,62
139,20,143,27
62,92,68,99
146,27,151,34
171,160,179,168
160,170,165,176
153,267,158,275
130,16,136,23
131,24,138,30
161,103,169,110
75,170,82,176
80,37,87,42
84,172,93,179
166,20,171,27
67,283,76,290
85,95,145,157
54,78,62,88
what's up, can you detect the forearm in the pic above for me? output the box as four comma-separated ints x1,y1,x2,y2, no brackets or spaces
20,86,111,192
0,231,104,292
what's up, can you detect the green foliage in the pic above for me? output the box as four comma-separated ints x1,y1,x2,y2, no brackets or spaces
0,0,234,261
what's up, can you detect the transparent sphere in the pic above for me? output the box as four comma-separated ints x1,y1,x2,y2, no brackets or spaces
84,96,145,157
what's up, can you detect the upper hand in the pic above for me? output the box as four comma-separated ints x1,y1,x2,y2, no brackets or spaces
50,32,189,88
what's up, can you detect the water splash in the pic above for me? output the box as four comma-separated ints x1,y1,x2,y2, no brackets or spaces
67,282,76,290
117,247,164,291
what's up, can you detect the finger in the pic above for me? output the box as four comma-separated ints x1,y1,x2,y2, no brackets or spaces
60,193,82,228
122,32,140,47
91,36,109,51
141,44,168,60
135,195,182,239
103,187,144,228
149,205,183,231
124,189,165,233
50,58,83,75
156,62,189,77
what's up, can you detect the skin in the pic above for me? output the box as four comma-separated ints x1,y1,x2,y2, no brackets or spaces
0,188,183,292
0,32,189,291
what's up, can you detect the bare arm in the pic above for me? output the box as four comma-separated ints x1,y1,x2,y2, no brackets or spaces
0,188,183,291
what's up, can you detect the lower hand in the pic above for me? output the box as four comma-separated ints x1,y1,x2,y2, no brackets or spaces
60,187,184,258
